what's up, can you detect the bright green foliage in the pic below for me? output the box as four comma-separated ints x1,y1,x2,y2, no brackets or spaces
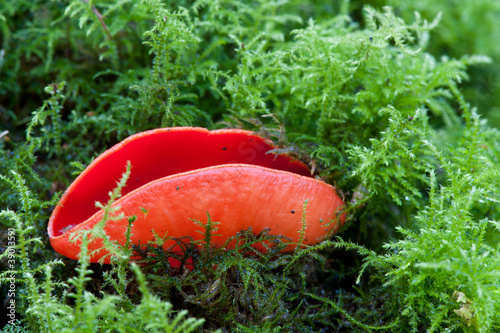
337,104,500,332
2,0,500,332
364,0,500,127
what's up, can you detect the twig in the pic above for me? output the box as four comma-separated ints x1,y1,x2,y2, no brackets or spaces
81,0,113,40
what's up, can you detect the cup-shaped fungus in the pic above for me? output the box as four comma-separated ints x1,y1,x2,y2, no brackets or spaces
48,127,345,263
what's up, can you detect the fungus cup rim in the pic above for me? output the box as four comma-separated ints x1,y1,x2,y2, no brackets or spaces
48,163,338,239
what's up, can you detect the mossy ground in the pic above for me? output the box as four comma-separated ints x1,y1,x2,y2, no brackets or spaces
1,0,500,332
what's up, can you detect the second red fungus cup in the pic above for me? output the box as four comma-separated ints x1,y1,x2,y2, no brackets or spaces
48,127,345,263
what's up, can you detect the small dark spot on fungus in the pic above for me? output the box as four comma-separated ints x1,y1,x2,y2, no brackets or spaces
61,225,76,233
176,186,180,190
222,147,227,151
291,210,295,214
136,177,139,181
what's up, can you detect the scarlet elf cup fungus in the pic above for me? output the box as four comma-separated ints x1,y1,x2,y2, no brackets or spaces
48,127,345,263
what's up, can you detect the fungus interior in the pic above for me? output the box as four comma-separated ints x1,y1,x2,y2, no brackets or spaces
51,128,313,237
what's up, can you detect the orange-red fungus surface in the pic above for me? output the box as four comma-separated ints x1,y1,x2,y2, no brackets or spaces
48,127,345,263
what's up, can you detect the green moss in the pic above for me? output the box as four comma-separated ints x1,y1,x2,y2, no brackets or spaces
2,0,500,332
363,0,500,127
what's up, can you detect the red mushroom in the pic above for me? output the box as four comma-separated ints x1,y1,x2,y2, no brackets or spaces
48,127,345,263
